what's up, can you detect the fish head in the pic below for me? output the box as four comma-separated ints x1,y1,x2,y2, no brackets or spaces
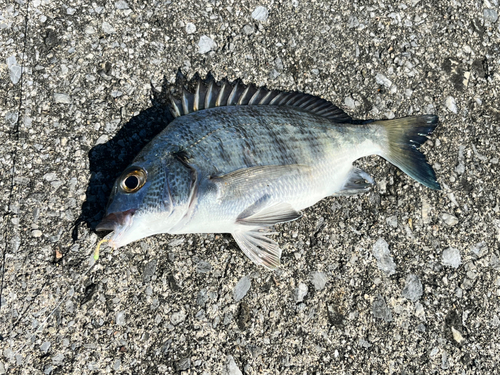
96,158,187,248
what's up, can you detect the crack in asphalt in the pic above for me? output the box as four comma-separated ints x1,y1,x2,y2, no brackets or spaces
0,0,31,335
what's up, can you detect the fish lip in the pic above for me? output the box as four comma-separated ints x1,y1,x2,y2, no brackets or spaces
96,209,136,232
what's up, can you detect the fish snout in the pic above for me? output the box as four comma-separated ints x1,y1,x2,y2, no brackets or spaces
96,209,136,232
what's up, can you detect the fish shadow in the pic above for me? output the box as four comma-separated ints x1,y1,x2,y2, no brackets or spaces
73,88,174,240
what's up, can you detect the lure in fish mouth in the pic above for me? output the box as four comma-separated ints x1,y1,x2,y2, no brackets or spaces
96,71,440,269
96,209,136,248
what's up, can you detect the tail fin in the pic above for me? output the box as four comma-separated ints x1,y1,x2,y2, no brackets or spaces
376,115,441,190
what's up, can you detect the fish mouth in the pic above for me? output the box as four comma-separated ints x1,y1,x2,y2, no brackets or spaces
96,209,136,233
96,209,136,249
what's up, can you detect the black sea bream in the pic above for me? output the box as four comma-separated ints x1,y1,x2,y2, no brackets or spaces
97,72,440,269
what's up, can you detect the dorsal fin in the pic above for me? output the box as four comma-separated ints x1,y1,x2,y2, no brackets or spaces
165,70,353,123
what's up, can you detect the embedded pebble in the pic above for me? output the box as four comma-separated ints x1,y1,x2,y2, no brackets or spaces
242,24,254,35
94,134,109,145
197,260,212,274
372,294,393,322
185,22,196,34
32,230,43,238
415,302,425,318
198,35,215,53
483,9,498,23
170,310,186,325
451,327,465,343
251,6,269,22
54,93,72,104
421,197,432,224
375,73,392,88
348,16,359,28
102,21,115,34
176,358,191,371
40,341,51,353
491,315,500,326
269,69,280,79
84,25,95,35
372,238,396,275
223,312,233,325
445,96,457,113
3,349,13,361
310,271,327,291
43,172,57,181
359,338,372,348
386,215,398,228
196,289,209,306
115,0,129,9
490,254,500,270
225,355,243,375
6,55,22,84
275,58,283,71
463,71,471,87
143,259,157,283
233,276,251,301
52,353,64,365
430,347,440,357
402,274,423,301
442,248,461,268
344,96,356,109
168,238,185,247
104,119,120,133
5,111,18,127
442,351,450,369
116,311,126,325
471,242,487,256
293,283,308,302
441,213,459,226
455,145,466,174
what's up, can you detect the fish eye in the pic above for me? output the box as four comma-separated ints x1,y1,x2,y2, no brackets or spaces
124,175,139,190
120,168,147,193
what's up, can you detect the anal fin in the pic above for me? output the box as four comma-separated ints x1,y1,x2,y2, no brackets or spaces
232,228,281,269
333,167,374,196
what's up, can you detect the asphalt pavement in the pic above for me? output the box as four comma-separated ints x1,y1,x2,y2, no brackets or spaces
1,0,500,373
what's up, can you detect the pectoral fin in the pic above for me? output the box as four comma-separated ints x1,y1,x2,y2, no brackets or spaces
212,164,312,201
232,228,282,269
237,196,301,226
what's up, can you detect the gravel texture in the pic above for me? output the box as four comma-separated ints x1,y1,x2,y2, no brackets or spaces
1,0,500,374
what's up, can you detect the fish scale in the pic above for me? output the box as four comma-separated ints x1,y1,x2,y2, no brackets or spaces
98,72,440,269
165,106,358,176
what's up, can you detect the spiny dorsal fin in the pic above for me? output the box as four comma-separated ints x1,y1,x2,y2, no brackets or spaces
166,71,353,123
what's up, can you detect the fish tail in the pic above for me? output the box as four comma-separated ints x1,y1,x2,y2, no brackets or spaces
375,115,441,190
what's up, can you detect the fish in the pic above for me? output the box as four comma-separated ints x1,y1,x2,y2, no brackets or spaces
96,71,440,269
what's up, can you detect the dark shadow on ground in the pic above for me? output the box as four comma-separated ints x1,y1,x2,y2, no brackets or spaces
73,84,174,240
